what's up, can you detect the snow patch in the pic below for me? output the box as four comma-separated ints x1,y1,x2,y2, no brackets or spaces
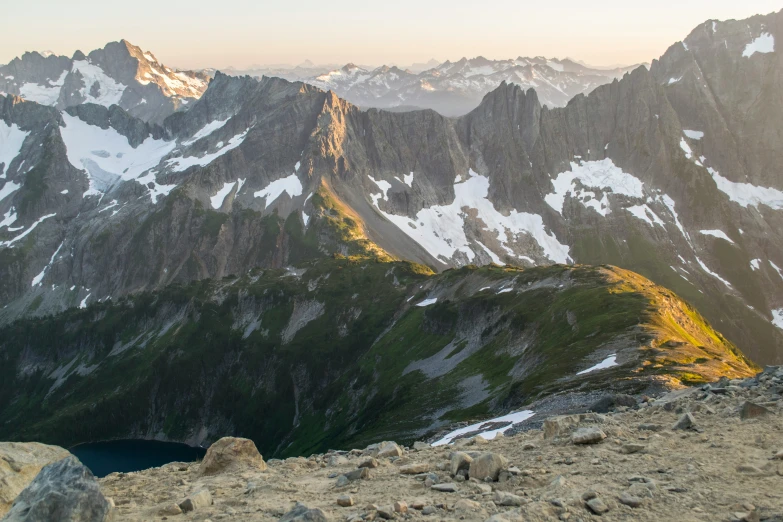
416,298,438,307
0,180,20,202
699,229,734,244
0,121,29,178
432,410,535,446
545,159,645,217
403,172,414,187
683,130,704,140
750,259,761,271
708,168,783,210
210,179,245,209
373,170,569,265
79,293,91,309
31,241,64,287
742,33,775,58
577,354,618,375
254,174,303,208
18,70,67,105
772,309,783,330
60,113,176,200
72,60,126,106
1,213,56,248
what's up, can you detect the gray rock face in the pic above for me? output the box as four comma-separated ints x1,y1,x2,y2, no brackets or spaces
0,442,71,517
3,456,114,522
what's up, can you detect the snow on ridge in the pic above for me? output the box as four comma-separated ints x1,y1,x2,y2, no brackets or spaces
18,70,68,105
0,207,17,229
167,128,250,173
183,118,231,146
699,229,734,244
576,354,618,375
708,168,783,210
545,158,645,218
770,261,783,281
742,33,775,58
0,180,20,202
371,169,570,265
253,173,303,208
0,121,30,178
416,298,438,307
750,259,761,271
403,172,414,187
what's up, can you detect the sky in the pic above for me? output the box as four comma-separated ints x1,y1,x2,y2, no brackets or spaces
1,1,781,70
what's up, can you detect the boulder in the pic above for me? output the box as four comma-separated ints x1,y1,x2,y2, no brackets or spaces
493,491,524,506
449,451,473,476
198,437,267,477
178,489,212,512
571,427,606,445
375,442,403,458
672,413,696,431
412,441,430,451
0,442,71,517
3,456,114,522
357,457,379,469
336,495,354,507
279,502,329,522
739,401,773,420
542,413,603,439
399,463,428,474
468,452,508,482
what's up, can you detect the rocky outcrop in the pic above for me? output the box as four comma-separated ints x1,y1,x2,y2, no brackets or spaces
90,366,783,521
3,456,114,522
0,442,70,516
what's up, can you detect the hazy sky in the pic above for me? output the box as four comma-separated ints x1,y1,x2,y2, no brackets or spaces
1,1,781,69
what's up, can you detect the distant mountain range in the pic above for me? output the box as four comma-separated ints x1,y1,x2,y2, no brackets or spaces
200,56,642,116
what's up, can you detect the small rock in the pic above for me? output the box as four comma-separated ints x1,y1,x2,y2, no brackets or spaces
673,413,696,430
581,491,597,501
736,464,764,474
586,497,610,515
620,444,645,454
618,492,642,508
337,495,354,507
279,502,329,522
328,455,350,466
411,500,425,510
431,483,458,493
358,457,379,469
571,427,606,445
399,463,429,474
422,506,437,515
468,452,508,481
454,498,482,511
638,423,663,431
522,443,536,450
158,503,183,516
377,505,395,519
493,491,524,506
413,441,430,451
179,489,213,513
343,468,370,482
394,501,408,514
740,401,773,420
335,475,349,488
450,451,473,476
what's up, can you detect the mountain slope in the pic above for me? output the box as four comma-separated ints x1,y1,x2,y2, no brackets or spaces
0,259,755,457
0,10,782,368
0,40,209,123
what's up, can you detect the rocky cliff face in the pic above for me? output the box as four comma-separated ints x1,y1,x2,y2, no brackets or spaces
0,40,209,124
0,260,755,457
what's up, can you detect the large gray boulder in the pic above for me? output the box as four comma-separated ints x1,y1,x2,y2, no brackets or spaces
0,442,71,517
2,456,114,522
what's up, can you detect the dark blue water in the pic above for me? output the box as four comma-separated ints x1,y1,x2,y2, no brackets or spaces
70,439,207,478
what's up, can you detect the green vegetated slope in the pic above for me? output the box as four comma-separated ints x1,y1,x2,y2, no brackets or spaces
0,255,755,458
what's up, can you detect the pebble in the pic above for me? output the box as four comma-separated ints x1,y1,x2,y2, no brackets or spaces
571,427,607,444
431,483,458,492
618,492,642,508
586,497,610,514
673,413,696,430
337,495,354,507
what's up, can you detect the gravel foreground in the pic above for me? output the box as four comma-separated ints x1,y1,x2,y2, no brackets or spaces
94,367,783,522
